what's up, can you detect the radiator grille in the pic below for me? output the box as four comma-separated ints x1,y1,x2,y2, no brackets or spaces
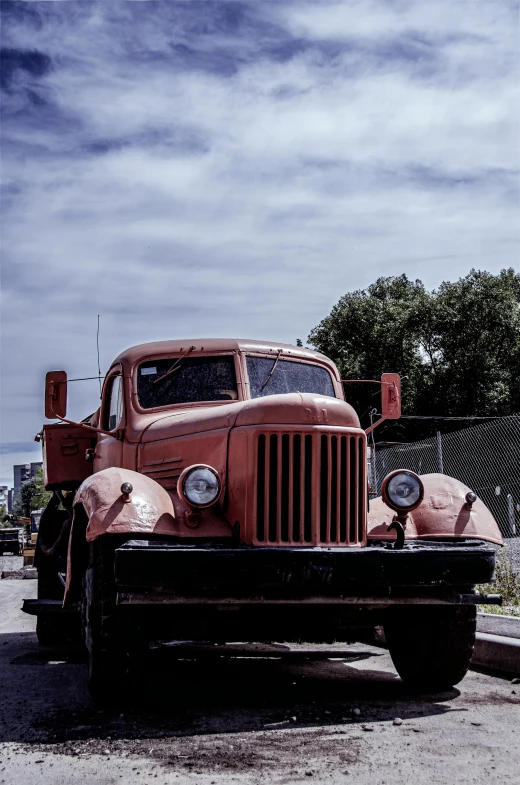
255,432,365,545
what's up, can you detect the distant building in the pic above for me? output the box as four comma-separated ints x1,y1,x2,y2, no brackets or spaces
7,489,14,513
13,462,43,506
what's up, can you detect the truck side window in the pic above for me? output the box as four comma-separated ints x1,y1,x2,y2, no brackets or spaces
106,374,123,431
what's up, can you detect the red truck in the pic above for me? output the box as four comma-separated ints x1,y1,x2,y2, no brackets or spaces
24,339,502,703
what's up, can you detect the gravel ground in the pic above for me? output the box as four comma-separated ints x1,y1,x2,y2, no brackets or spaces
1,580,520,785
0,554,23,573
503,538,520,572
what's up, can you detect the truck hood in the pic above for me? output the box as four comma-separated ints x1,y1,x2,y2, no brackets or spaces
139,393,360,443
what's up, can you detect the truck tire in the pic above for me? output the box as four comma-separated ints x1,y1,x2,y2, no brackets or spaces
83,537,148,705
35,499,82,648
383,605,476,688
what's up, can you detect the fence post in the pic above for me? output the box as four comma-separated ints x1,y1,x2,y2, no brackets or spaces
436,431,444,474
507,494,516,537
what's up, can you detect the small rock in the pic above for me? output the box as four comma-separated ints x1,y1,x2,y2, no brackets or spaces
511,678,520,684
471,722,482,727
305,772,313,777
324,710,331,714
353,708,361,716
512,690,516,695
362,725,374,731
393,718,403,726
290,716,297,722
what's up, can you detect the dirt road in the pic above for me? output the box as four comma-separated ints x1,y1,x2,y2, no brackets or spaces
1,578,519,785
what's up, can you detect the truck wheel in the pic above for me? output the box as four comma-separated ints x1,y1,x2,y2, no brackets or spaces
35,500,82,648
83,537,148,705
35,615,82,647
383,605,476,688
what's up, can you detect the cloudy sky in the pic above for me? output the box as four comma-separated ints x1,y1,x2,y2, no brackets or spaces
1,0,518,488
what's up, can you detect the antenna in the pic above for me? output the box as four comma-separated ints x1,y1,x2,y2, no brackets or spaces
96,315,102,396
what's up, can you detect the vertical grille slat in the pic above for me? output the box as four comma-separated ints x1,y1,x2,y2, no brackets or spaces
319,435,328,543
268,434,277,542
256,434,266,542
255,431,365,546
349,437,357,543
280,434,289,542
339,436,347,542
330,435,338,543
304,435,313,543
293,434,302,542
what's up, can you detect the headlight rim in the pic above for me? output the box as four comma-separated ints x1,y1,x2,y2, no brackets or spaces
381,469,424,512
177,463,221,509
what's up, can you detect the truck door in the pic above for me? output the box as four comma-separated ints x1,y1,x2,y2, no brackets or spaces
93,369,124,472
43,424,95,489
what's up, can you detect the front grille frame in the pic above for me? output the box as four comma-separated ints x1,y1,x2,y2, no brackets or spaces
253,427,367,547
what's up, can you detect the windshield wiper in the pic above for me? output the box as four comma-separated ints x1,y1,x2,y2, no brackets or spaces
153,345,196,386
261,349,282,390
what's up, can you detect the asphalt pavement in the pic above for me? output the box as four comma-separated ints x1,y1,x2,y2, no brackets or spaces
1,578,519,785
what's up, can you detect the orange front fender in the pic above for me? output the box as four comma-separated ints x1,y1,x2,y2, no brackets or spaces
368,473,503,546
74,467,177,541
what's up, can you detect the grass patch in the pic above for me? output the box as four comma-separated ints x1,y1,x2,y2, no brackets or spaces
478,548,520,616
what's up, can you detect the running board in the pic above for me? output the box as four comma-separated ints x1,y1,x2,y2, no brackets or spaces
22,598,78,616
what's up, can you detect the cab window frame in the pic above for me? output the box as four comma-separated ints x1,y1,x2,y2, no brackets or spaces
131,351,243,414
102,367,125,432
243,352,338,400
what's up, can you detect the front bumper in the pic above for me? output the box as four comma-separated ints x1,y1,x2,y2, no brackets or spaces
115,539,501,607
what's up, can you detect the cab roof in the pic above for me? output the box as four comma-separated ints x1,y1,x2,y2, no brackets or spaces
112,339,333,370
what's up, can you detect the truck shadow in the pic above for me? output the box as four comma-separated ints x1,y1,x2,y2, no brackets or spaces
0,630,465,750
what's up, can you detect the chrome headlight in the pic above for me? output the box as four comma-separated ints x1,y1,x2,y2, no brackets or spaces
178,465,220,508
382,470,424,512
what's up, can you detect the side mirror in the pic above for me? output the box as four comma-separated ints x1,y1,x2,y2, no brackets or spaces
45,370,67,419
381,373,401,420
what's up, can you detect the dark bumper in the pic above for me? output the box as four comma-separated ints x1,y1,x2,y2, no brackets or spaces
114,539,500,606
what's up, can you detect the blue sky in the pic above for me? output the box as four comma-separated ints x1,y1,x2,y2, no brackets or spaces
1,0,519,488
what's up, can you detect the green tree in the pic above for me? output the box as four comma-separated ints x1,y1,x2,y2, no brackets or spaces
13,467,51,518
308,269,520,432
426,269,520,416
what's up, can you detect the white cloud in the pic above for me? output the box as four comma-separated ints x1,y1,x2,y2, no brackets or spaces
1,0,518,486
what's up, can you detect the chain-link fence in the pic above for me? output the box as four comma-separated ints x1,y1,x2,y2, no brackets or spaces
368,415,520,538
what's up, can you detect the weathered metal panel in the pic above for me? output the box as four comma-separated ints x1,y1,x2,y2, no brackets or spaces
368,473,503,546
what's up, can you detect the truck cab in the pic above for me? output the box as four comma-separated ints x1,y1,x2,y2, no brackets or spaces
27,339,503,703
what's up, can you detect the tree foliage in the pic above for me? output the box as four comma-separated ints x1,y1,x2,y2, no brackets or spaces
13,467,52,518
308,269,520,434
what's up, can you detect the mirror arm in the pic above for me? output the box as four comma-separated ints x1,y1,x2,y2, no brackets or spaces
341,376,400,435
48,404,114,437
365,414,387,435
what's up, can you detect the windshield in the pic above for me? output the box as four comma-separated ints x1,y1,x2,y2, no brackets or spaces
137,356,238,409
246,356,336,399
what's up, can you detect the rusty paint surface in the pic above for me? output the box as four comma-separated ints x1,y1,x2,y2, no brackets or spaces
368,473,503,545
74,468,177,541
227,423,366,547
42,338,503,554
